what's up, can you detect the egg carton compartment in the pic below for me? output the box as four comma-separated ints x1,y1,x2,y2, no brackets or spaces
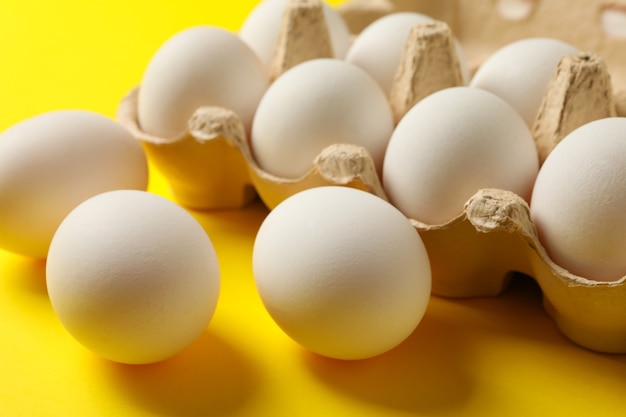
117,88,386,210
418,187,626,354
117,0,626,353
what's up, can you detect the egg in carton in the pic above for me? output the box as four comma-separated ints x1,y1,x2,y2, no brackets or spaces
117,0,626,353
117,0,388,210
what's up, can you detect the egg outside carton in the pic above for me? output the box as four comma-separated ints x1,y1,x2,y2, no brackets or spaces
116,0,626,353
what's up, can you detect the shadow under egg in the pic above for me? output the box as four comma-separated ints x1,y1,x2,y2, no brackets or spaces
102,330,260,417
187,199,269,240
0,251,48,298
302,299,476,414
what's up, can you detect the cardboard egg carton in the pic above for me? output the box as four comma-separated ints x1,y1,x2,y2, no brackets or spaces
116,0,626,353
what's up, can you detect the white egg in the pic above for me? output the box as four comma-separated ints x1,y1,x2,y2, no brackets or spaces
138,25,270,138
46,190,221,364
383,87,539,225
469,37,578,127
530,117,626,282
251,58,394,178
346,12,471,95
0,110,148,259
253,186,431,360
239,0,351,68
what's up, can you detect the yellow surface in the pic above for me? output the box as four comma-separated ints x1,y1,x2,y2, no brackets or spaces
1,1,626,416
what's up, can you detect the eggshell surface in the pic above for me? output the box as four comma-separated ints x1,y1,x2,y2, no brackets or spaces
239,0,351,68
383,87,539,225
138,26,269,138
0,110,148,258
46,190,221,364
251,58,394,178
346,12,470,95
530,117,626,282
253,186,432,360
469,37,578,127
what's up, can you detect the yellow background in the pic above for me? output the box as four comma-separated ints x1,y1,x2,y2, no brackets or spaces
1,1,626,416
